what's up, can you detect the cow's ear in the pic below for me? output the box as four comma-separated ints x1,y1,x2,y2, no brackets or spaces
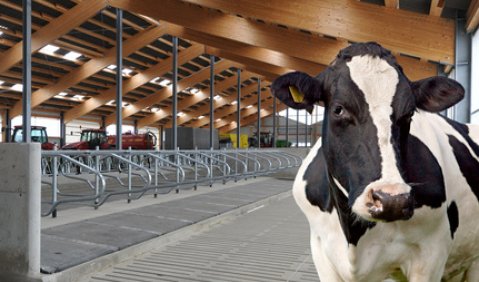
271,71,323,114
411,76,464,112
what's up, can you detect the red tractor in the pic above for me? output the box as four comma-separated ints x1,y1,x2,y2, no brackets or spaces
11,125,55,150
62,128,156,150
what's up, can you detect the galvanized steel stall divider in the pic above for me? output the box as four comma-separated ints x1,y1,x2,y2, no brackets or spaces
40,148,302,217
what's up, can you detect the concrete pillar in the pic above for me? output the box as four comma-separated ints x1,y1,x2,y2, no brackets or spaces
0,143,41,281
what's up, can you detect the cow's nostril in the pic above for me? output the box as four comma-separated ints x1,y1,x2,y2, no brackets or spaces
368,190,414,221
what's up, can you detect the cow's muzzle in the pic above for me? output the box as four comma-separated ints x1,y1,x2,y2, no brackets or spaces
367,189,414,221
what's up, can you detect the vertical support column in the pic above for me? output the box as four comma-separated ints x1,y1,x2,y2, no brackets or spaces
5,109,11,142
305,111,308,147
209,55,215,149
115,8,123,150
22,0,32,143
101,116,106,129
272,96,277,148
0,143,40,280
296,110,299,148
172,36,178,150
285,108,289,146
160,125,164,150
256,78,261,149
134,120,138,134
60,112,65,147
453,12,472,123
236,69,241,148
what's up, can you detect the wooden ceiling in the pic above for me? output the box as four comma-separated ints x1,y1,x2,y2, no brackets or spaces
0,0,477,133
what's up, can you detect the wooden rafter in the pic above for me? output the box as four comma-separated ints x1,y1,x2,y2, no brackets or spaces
9,25,168,117
63,44,204,123
176,0,454,63
138,70,255,128
105,59,239,125
384,0,399,9
430,0,445,17
167,24,326,76
467,0,479,33
0,0,107,74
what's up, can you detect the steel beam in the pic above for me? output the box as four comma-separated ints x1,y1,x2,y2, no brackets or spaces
60,112,65,147
172,36,178,150
256,78,261,148
285,108,289,145
272,96,277,148
236,69,241,148
453,12,472,123
296,110,299,148
115,8,123,149
209,55,215,149
22,0,32,142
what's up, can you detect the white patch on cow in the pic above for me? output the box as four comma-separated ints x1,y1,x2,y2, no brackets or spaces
346,55,410,219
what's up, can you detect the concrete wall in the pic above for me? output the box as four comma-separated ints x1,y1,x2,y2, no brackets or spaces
0,143,41,281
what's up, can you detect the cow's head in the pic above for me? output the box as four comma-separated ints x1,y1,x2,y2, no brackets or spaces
272,42,464,222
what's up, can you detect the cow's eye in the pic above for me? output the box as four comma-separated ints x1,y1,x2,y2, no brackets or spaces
333,105,344,117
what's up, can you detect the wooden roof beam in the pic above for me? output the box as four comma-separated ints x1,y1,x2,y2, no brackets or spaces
467,0,479,33
63,44,204,123
167,76,260,128
219,98,287,133
106,59,239,125
384,0,399,9
9,25,167,118
108,0,345,65
167,24,326,76
191,82,271,128
430,0,445,17
139,70,256,128
0,0,107,74
176,0,454,64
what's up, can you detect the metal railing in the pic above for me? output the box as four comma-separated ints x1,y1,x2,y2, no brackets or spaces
40,148,302,217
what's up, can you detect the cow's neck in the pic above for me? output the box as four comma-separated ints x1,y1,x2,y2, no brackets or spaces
328,173,375,246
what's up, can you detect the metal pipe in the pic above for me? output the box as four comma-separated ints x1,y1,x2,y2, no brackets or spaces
296,110,299,148
115,8,123,150
236,69,241,148
172,36,178,150
285,108,289,146
305,111,308,147
22,0,32,143
5,109,11,142
134,119,138,134
209,55,215,149
256,78,261,149
273,96,277,148
60,112,65,147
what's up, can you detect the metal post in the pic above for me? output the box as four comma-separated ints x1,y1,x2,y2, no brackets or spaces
236,69,241,149
101,116,106,128
296,110,299,148
305,111,308,147
273,96,277,148
22,0,32,143
285,108,289,146
256,78,261,149
134,119,138,134
209,55,215,149
60,112,65,147
453,11,472,123
115,8,123,150
5,109,11,142
172,36,178,150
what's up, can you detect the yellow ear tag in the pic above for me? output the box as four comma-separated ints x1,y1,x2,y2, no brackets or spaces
289,86,304,103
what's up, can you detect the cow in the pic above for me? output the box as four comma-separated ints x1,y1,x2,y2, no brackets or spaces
271,42,479,281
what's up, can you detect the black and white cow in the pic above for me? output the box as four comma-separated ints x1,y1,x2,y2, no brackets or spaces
272,42,479,281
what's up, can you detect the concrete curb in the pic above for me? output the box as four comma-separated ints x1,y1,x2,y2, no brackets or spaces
41,190,293,282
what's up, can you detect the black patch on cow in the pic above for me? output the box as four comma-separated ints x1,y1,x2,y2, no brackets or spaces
303,148,334,213
404,135,446,208
328,174,376,246
444,117,479,158
448,135,479,202
447,201,459,239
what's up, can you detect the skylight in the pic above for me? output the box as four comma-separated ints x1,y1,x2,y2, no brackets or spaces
73,94,84,100
214,95,221,100
151,107,160,112
0,80,4,85
107,64,117,70
231,101,237,105
177,112,185,117
159,79,171,87
122,68,133,76
64,51,82,61
11,84,23,92
39,44,59,55
189,87,200,94
246,105,253,109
